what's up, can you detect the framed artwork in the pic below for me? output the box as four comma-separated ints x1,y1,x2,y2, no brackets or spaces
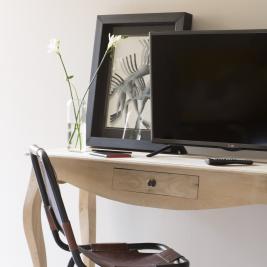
86,12,193,151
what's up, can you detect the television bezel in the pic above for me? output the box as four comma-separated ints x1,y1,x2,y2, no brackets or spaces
150,29,267,151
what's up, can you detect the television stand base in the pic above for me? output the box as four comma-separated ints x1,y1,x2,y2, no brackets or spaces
146,145,187,157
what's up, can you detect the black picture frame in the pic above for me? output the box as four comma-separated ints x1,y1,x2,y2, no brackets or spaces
86,12,193,151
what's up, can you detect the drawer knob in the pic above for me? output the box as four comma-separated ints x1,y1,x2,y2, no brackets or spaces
147,178,157,187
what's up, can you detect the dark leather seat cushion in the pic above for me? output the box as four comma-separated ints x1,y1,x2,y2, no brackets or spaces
79,243,187,267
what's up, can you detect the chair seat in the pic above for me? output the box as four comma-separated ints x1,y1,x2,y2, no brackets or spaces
30,146,190,267
79,243,189,267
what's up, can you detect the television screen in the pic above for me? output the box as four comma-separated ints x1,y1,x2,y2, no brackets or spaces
150,30,267,150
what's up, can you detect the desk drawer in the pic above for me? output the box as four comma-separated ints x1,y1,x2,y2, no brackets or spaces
113,168,199,199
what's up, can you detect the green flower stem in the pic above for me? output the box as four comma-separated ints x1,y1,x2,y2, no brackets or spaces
71,82,82,149
71,83,80,106
68,47,111,145
58,52,77,115
75,123,81,147
57,52,82,148
80,48,111,109
80,48,111,106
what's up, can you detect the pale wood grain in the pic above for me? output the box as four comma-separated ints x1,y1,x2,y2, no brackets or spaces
23,171,47,267
51,156,267,210
79,190,96,267
46,149,267,175
24,150,267,266
113,168,199,199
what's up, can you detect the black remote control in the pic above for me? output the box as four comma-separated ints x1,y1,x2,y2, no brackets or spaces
206,158,254,166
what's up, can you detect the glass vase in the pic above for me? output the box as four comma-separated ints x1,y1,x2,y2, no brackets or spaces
67,98,86,152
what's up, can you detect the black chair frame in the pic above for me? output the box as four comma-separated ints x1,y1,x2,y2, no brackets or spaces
29,145,190,267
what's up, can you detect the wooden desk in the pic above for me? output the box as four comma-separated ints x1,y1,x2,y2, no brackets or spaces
23,149,267,267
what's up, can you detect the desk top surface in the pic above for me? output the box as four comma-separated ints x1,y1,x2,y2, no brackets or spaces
47,148,267,175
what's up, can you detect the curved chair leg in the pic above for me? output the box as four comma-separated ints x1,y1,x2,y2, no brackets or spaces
67,257,75,267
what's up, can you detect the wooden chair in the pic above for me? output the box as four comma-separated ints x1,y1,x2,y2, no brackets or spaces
29,145,190,267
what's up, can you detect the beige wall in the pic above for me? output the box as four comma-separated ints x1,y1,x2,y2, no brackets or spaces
1,0,267,266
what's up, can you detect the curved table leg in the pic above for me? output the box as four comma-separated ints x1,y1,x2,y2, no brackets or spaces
23,170,47,267
79,190,96,267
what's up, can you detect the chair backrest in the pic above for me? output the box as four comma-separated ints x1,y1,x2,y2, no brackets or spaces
29,145,80,255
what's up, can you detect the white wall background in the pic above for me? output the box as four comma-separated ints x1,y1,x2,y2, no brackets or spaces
2,0,267,266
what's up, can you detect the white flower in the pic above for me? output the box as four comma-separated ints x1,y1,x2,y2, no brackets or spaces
107,34,122,50
48,38,60,54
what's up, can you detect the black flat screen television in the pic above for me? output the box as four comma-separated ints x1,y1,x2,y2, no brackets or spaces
150,30,267,151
